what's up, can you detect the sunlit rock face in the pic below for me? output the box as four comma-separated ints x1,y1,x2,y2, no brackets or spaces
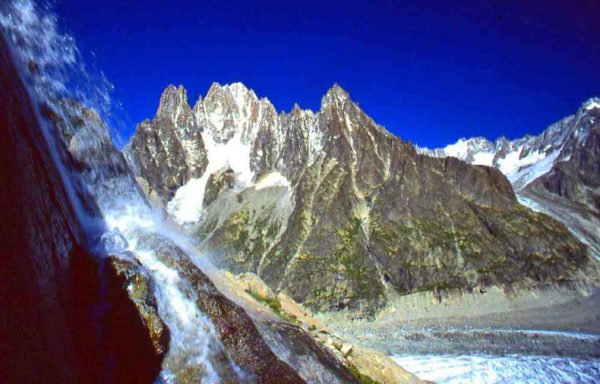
421,98,600,257
0,35,164,383
126,85,209,201
127,82,594,315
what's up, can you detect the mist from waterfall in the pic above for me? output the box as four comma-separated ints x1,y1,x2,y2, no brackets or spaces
0,1,250,381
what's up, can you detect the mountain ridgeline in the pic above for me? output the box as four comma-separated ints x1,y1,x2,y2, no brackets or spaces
126,83,596,314
419,99,600,258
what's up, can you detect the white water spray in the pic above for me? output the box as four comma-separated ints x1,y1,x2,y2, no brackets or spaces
0,1,247,381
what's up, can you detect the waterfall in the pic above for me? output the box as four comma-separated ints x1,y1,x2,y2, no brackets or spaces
0,1,250,381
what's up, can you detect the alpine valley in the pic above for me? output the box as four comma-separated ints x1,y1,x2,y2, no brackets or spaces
2,1,600,382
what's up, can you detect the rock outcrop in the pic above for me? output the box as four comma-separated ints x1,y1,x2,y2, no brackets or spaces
125,85,208,201
230,272,424,384
126,82,594,314
134,232,358,383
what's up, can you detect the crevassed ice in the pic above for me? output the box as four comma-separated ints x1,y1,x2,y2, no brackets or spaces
393,354,600,384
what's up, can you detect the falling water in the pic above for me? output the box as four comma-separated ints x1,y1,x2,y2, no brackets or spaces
0,1,249,381
3,1,599,384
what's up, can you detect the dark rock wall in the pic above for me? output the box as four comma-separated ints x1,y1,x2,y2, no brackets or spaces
0,36,162,383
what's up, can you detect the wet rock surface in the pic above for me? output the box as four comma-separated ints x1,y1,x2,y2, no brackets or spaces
134,233,307,383
0,35,164,383
107,255,171,356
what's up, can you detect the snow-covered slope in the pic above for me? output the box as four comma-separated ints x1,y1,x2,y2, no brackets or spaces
419,98,599,191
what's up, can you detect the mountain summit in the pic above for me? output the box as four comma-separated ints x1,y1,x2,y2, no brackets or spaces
125,83,596,314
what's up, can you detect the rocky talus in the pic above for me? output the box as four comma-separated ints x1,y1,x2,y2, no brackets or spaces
126,82,596,315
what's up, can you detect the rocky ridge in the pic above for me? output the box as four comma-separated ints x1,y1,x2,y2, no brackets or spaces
126,82,597,315
419,98,600,257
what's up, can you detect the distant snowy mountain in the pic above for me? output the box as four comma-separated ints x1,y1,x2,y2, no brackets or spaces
419,97,600,256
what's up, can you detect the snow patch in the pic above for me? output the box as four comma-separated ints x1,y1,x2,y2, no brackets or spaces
584,99,600,111
442,139,470,160
504,149,560,189
472,151,495,166
254,172,290,190
168,133,254,225
496,146,525,176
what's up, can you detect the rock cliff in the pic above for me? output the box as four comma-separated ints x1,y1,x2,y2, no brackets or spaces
126,83,593,314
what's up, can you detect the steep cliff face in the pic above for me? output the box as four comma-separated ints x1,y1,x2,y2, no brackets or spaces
3,7,344,378
126,82,592,314
126,85,208,201
421,99,600,257
0,35,164,383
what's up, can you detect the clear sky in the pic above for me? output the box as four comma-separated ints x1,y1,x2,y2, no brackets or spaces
55,0,600,148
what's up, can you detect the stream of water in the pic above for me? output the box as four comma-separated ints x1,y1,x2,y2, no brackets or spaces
2,1,599,383
0,1,247,381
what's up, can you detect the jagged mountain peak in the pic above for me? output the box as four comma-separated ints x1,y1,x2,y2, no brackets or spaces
291,102,302,113
154,82,270,120
125,81,596,315
152,82,370,137
156,84,189,119
207,80,253,95
328,82,350,96
421,96,599,189
582,97,600,112
417,97,600,257
204,82,273,113
321,83,352,107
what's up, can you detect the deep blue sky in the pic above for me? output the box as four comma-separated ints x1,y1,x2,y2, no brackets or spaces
56,0,600,148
